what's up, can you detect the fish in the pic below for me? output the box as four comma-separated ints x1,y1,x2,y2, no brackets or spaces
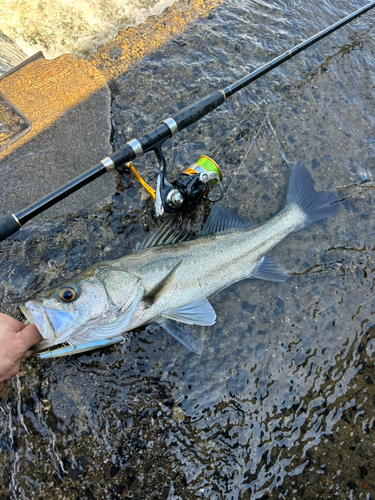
21,162,339,357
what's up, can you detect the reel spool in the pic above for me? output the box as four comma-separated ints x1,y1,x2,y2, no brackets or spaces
126,155,223,217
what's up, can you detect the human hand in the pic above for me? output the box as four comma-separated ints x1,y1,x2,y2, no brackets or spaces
0,313,42,392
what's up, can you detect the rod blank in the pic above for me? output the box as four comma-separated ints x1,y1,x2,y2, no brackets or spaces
1,0,374,243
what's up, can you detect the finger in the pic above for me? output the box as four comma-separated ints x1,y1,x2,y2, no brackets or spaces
21,324,43,350
0,313,26,333
0,360,20,383
22,349,36,359
0,382,4,392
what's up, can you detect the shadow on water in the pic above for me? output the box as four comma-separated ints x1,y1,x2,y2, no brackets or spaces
1,0,375,498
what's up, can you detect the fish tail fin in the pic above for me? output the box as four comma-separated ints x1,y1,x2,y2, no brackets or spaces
286,162,339,230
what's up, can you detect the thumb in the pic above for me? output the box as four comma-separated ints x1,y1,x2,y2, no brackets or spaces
21,324,43,350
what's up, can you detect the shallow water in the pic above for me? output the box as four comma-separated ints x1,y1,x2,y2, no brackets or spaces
1,0,375,498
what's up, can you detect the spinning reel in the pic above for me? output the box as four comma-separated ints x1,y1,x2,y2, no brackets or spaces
124,148,223,217
1,1,373,242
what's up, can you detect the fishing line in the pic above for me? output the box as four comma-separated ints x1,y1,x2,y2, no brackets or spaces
1,2,374,242
210,14,375,158
208,35,330,209
217,105,273,207
210,15,375,207
206,31,334,210
208,32,332,158
266,114,291,166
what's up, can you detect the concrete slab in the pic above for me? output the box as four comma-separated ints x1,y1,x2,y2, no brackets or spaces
0,54,116,220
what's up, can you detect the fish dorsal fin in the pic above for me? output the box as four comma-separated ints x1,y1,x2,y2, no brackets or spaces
144,260,182,305
158,320,204,354
251,255,290,282
136,217,190,250
199,205,251,236
162,298,216,326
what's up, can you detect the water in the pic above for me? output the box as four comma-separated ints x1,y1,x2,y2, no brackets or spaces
0,30,28,75
0,0,176,59
1,0,375,498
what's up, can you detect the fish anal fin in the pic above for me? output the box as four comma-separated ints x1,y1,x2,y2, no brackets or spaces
162,298,216,326
144,260,182,306
252,255,289,282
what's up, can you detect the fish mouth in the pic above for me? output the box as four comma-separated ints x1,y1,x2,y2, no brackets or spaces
20,301,56,341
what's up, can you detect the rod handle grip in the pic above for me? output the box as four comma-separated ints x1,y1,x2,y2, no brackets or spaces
172,90,226,131
0,215,21,242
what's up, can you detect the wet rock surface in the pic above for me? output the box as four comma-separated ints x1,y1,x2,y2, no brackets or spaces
1,0,375,498
0,54,115,219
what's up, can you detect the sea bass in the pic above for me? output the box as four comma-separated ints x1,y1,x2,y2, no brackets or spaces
21,163,339,357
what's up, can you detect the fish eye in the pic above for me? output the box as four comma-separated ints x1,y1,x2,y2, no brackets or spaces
59,287,77,302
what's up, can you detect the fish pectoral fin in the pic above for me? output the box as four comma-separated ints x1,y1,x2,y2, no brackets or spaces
251,255,290,282
144,260,183,306
161,298,216,326
159,319,204,354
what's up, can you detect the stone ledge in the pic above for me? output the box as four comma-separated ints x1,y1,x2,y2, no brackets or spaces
0,54,115,219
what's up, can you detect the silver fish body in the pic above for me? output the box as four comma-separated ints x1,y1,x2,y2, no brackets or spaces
21,163,339,356
124,204,304,329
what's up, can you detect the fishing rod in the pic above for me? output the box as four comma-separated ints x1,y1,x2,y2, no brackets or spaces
0,1,374,243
